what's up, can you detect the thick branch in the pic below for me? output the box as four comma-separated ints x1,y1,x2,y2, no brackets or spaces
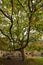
10,0,13,16
18,0,27,13
0,29,11,42
9,19,15,43
9,0,15,43
0,9,11,20
28,0,32,12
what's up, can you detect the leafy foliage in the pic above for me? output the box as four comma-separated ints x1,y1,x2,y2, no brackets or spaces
0,0,43,51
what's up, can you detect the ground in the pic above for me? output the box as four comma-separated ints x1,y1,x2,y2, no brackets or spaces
0,57,43,65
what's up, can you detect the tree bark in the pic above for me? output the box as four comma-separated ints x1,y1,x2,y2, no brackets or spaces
20,49,25,61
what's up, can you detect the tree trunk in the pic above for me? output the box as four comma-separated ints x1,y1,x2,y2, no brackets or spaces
20,49,25,61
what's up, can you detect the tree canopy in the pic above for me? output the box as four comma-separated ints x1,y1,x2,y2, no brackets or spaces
0,0,43,51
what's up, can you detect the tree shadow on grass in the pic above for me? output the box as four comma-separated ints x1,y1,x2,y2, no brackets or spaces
0,57,43,65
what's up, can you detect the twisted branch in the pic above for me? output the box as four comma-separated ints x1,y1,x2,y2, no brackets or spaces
9,0,15,43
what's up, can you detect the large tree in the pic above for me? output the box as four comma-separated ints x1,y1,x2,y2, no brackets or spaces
0,0,43,60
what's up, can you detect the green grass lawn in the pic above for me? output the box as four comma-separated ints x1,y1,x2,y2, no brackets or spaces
0,57,43,65
23,57,43,65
